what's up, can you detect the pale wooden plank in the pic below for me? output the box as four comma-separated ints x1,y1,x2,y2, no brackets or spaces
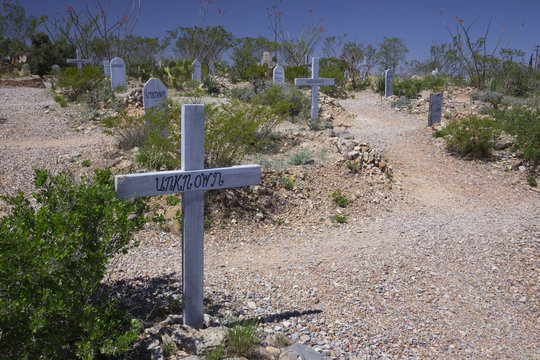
182,104,205,171
115,165,261,198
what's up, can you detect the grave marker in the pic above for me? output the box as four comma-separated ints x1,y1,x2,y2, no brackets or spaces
384,69,394,98
67,49,92,70
465,75,470,84
192,60,201,82
344,69,350,80
103,59,111,78
110,57,126,89
262,51,270,66
431,68,439,76
273,66,285,84
115,105,261,328
294,58,335,125
143,78,168,112
428,93,443,126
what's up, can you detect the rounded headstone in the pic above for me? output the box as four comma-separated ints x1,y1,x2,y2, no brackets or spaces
143,78,168,111
110,57,126,89
273,66,285,84
192,60,201,82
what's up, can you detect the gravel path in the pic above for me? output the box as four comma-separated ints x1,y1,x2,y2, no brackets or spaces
1,87,538,359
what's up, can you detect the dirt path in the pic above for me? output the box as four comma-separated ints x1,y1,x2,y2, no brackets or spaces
197,92,539,358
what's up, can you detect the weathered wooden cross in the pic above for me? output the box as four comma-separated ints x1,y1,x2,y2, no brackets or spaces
294,57,334,126
67,49,92,70
115,105,261,328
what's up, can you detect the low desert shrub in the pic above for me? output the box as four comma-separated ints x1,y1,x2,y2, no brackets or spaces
0,169,146,359
288,148,314,165
438,114,502,158
56,65,103,101
331,190,348,207
284,65,309,83
489,106,540,164
393,78,423,99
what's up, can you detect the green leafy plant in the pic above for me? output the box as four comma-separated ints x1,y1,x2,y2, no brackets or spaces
279,175,296,190
288,148,314,165
393,78,423,99
0,169,146,359
54,94,68,107
330,214,347,224
81,159,91,167
56,65,103,101
203,75,219,94
489,106,540,163
438,115,502,158
331,190,348,207
526,175,537,187
284,65,309,82
223,319,259,358
347,161,360,173
386,168,394,181
166,195,181,206
372,75,386,95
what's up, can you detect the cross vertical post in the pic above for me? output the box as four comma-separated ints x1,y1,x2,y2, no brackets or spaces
181,104,205,328
67,49,92,70
294,58,334,127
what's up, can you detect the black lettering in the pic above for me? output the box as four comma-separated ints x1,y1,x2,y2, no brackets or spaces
194,174,202,188
201,173,211,187
172,175,181,191
186,175,193,190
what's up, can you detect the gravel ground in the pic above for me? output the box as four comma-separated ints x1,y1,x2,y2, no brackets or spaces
1,86,538,359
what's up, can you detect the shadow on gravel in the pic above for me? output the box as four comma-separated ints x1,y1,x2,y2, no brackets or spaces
105,273,322,326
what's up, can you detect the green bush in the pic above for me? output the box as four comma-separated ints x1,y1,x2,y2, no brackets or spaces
421,74,446,92
229,86,257,103
203,76,219,95
0,169,146,359
372,75,385,95
245,63,268,81
319,57,347,98
285,65,309,83
331,190,348,207
393,78,423,99
480,91,504,109
204,100,281,167
57,65,103,101
489,106,540,164
438,115,502,158
256,83,309,118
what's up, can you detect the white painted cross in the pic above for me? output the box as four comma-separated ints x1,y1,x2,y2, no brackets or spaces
115,105,261,328
294,57,334,125
67,49,92,70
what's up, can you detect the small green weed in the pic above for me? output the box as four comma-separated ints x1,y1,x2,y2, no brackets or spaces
205,344,225,360
81,159,91,167
347,161,360,173
166,195,181,206
162,340,176,359
330,214,347,224
275,217,285,226
289,148,314,165
331,190,348,207
527,175,537,187
386,168,394,181
223,319,259,358
279,175,295,190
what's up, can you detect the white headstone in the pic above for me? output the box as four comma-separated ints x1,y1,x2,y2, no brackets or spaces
115,105,261,329
103,59,111,78
110,57,126,89
431,68,439,76
294,58,335,126
428,93,443,126
262,51,270,66
143,78,168,112
273,66,285,84
384,69,394,98
192,60,201,82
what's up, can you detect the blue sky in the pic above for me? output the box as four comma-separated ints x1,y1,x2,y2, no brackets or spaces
20,0,540,63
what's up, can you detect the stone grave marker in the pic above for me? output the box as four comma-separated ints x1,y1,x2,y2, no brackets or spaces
192,60,201,82
384,69,394,98
67,49,92,70
294,58,335,125
115,104,261,328
273,65,285,84
431,68,439,76
103,59,111,78
143,78,168,112
110,57,126,89
465,75,470,84
428,93,443,126
262,51,270,66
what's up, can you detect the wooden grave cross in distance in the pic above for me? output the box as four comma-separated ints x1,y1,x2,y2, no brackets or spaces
115,105,261,328
67,49,93,70
294,57,335,126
